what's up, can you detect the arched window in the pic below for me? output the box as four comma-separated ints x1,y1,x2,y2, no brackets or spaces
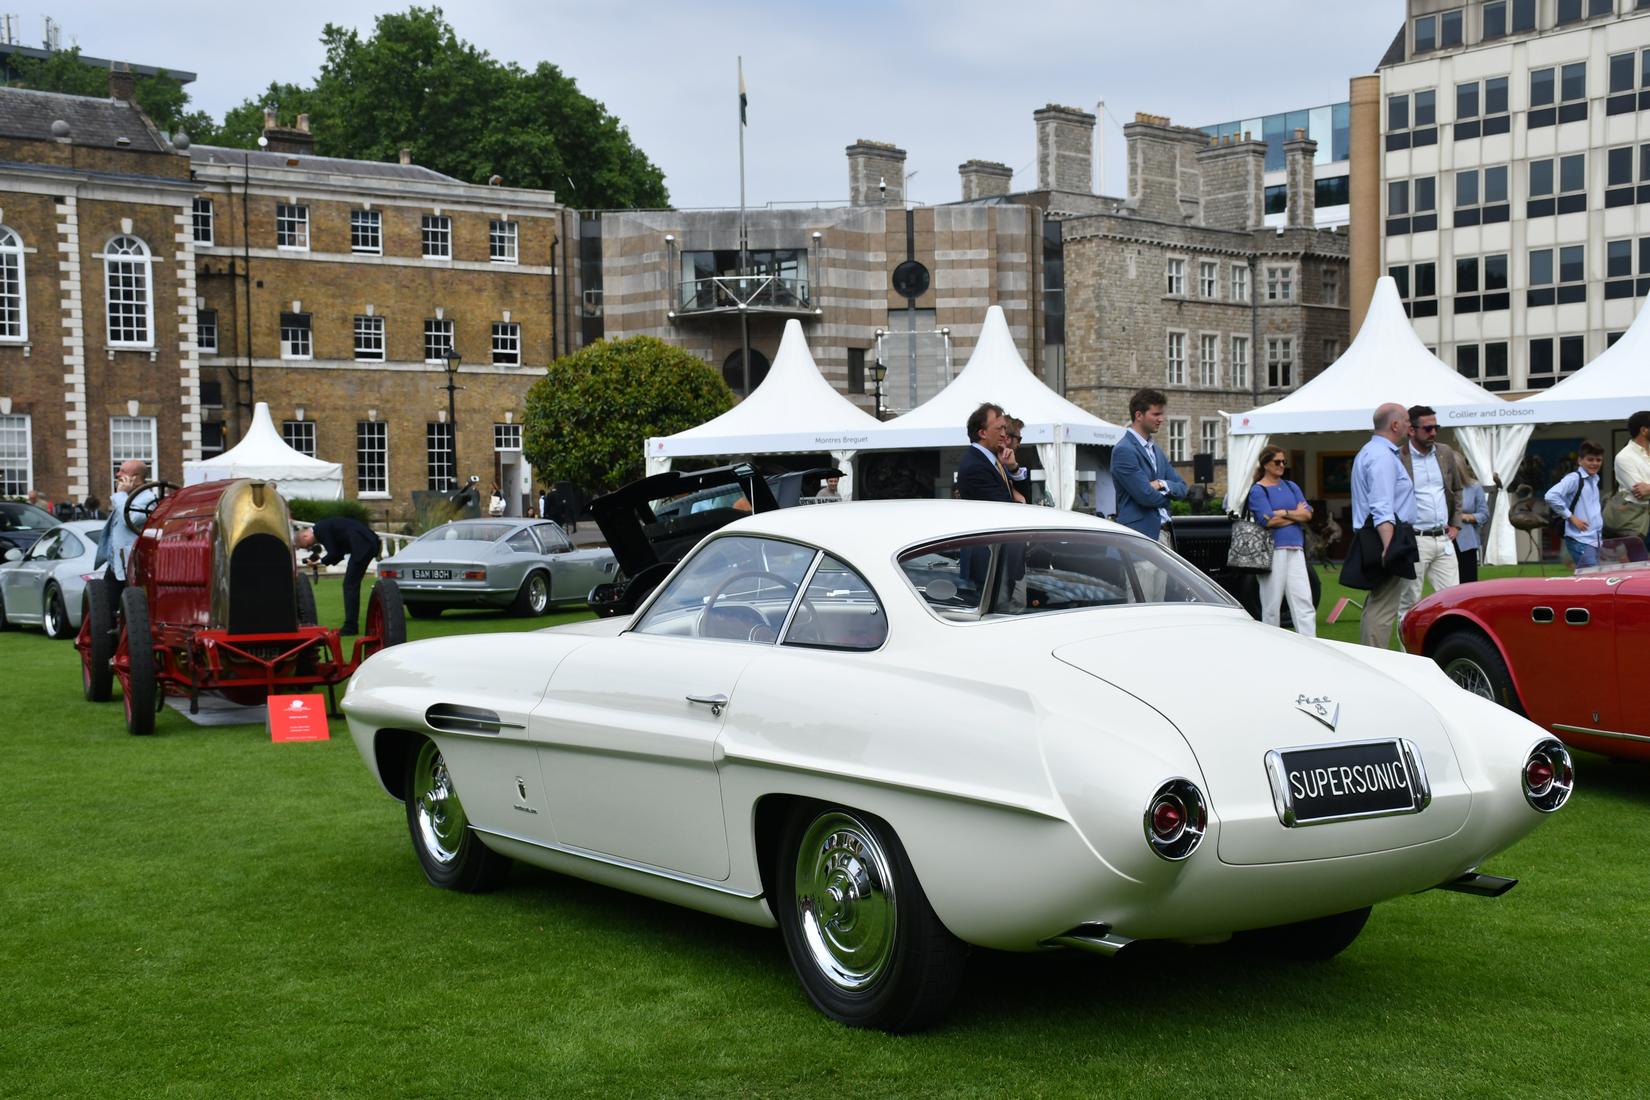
0,226,25,342
104,235,153,347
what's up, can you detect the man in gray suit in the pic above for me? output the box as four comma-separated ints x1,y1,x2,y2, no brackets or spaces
1396,404,1464,640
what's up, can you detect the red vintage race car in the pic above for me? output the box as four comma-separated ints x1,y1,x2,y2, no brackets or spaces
75,478,406,735
1400,562,1650,761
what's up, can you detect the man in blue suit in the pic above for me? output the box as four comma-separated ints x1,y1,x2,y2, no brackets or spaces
1110,387,1187,546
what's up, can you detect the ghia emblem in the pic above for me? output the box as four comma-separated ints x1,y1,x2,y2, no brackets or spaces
1295,694,1340,730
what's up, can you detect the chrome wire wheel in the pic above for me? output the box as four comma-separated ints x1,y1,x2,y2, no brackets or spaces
794,812,898,992
1443,656,1495,699
411,741,466,865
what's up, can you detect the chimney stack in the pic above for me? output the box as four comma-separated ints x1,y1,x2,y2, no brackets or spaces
1034,104,1096,193
959,159,1013,200
107,62,135,102
1123,113,1210,223
1283,128,1318,228
260,110,315,155
399,147,413,166
846,140,907,206
1196,131,1267,230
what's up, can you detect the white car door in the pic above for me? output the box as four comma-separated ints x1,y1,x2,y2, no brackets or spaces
530,535,817,882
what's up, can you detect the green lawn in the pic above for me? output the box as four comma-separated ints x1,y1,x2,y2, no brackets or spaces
4,572,1646,1098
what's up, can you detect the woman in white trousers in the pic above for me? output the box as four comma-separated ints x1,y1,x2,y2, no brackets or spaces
1246,445,1316,636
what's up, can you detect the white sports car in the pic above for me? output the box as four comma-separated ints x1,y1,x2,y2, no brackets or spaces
342,501,1572,1031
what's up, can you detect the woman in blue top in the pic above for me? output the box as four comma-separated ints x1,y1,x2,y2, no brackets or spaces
1247,445,1315,636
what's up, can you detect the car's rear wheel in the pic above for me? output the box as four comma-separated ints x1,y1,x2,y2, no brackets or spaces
776,805,966,1032
81,578,115,702
1433,629,1522,714
41,585,71,639
120,586,157,736
403,738,510,892
295,572,318,627
510,571,551,617
1239,906,1371,961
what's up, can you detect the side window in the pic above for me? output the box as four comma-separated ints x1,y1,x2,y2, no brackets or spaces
27,531,61,561
783,555,887,651
634,535,817,642
506,529,538,553
59,532,85,559
533,523,572,554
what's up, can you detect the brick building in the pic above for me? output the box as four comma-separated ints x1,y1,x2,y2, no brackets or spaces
0,81,199,505
1,79,576,520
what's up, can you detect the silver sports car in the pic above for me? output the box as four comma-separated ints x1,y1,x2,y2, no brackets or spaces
0,519,105,639
377,519,617,618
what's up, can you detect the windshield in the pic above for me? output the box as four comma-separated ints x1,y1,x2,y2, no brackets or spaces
418,522,515,543
0,502,62,532
898,529,1235,620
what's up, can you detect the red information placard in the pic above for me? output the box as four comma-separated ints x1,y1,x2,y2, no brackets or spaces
268,694,330,742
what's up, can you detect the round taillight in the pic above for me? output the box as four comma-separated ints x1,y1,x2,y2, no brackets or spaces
1150,797,1185,840
1522,738,1574,813
1143,779,1207,861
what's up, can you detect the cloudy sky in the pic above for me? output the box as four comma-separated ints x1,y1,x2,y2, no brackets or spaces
36,1,1402,207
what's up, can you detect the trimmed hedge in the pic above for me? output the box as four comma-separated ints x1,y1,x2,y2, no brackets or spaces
286,498,373,525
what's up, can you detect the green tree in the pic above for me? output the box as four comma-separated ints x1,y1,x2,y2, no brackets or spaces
4,47,201,136
212,7,668,209
524,338,734,495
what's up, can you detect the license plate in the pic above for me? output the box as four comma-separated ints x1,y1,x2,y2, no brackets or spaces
410,568,452,580
1264,739,1429,827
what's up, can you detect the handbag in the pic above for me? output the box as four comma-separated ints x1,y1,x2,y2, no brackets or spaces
1603,490,1650,539
1227,485,1276,574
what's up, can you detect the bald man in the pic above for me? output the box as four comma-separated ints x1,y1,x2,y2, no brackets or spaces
1351,403,1417,648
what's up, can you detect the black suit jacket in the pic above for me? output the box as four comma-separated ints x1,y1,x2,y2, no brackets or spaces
958,445,1015,503
311,517,380,567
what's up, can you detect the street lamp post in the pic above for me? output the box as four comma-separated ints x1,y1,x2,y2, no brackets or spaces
869,355,888,422
442,350,462,488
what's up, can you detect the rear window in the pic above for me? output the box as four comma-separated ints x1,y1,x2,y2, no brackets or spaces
419,522,514,543
898,529,1234,620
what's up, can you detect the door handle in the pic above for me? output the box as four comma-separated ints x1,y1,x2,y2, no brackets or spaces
686,692,729,717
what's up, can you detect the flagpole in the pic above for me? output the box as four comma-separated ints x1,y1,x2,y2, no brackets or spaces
738,56,751,395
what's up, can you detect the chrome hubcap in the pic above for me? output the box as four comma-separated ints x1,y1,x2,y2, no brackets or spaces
413,743,465,864
529,576,548,613
1443,656,1494,699
794,812,896,992
45,597,62,634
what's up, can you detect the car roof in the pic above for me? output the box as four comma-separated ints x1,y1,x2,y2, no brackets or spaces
715,499,1128,559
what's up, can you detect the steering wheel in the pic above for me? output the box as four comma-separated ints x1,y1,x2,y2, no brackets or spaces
698,569,808,642
123,480,180,535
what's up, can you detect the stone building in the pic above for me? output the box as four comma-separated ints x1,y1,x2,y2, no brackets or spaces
1,78,577,519
586,141,1043,421
950,107,1351,494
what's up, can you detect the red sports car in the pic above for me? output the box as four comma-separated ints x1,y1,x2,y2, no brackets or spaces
1401,564,1650,761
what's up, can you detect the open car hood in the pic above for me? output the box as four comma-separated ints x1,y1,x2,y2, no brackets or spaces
588,463,838,578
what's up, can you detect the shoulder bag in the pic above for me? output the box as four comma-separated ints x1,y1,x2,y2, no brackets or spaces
1227,486,1276,574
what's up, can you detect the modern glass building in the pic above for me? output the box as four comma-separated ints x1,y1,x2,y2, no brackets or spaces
1200,102,1352,226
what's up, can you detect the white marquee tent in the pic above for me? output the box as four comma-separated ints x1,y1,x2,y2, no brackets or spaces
1225,277,1531,563
856,305,1125,509
645,318,881,492
183,401,344,500
1517,292,1650,423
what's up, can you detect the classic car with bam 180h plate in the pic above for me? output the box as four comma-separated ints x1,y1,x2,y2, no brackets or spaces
342,501,1571,1032
376,518,617,619
1401,559,1650,761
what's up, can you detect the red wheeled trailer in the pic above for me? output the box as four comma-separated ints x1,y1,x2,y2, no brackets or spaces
75,478,406,735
